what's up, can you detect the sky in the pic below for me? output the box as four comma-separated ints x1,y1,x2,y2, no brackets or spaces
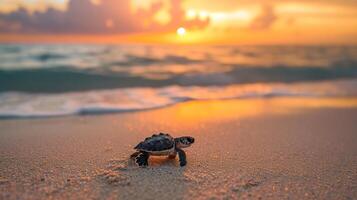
0,0,357,44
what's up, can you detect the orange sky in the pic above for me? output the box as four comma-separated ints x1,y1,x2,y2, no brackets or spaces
0,0,357,45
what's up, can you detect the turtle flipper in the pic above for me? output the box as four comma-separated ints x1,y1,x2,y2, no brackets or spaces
130,151,140,159
135,151,149,167
176,148,187,166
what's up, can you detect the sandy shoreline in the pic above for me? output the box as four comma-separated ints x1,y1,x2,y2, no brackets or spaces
0,97,357,199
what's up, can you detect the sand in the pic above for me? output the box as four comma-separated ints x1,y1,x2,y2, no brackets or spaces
0,97,356,200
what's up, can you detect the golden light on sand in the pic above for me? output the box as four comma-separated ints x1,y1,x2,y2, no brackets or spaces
143,98,357,126
176,27,186,36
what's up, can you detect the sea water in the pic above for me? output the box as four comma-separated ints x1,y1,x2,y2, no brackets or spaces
0,45,356,118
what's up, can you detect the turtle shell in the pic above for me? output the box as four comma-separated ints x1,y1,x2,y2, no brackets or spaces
134,133,175,152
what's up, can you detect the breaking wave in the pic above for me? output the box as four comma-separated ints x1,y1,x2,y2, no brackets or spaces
0,79,356,119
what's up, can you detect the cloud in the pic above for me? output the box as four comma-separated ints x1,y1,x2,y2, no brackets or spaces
249,4,277,30
0,0,210,34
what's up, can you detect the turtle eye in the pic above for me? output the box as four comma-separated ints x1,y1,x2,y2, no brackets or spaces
180,138,187,144
187,137,194,143
181,137,194,145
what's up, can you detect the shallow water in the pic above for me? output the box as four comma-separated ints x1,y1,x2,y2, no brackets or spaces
0,45,356,118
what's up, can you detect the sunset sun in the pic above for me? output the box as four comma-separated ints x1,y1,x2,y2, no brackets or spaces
176,27,186,36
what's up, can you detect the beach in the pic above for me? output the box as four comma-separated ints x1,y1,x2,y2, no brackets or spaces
0,97,356,199
1,0,357,199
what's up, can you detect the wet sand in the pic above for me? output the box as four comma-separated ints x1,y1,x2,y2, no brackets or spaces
0,97,356,199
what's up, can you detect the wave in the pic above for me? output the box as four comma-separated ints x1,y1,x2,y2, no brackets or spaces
35,53,67,62
0,79,356,119
1,63,357,93
109,55,203,67
1,45,357,93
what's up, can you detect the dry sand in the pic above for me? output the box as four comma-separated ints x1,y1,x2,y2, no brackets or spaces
0,97,357,200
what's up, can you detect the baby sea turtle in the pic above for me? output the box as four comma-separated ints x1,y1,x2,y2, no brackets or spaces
130,133,195,167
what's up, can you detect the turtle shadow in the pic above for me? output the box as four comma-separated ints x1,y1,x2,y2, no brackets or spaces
96,156,190,199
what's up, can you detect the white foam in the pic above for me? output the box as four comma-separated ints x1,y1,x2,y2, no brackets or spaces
0,79,356,118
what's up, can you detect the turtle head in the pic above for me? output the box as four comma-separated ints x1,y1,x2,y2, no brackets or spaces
175,136,195,148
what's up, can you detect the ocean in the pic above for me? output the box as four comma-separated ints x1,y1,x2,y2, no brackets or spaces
0,44,357,118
